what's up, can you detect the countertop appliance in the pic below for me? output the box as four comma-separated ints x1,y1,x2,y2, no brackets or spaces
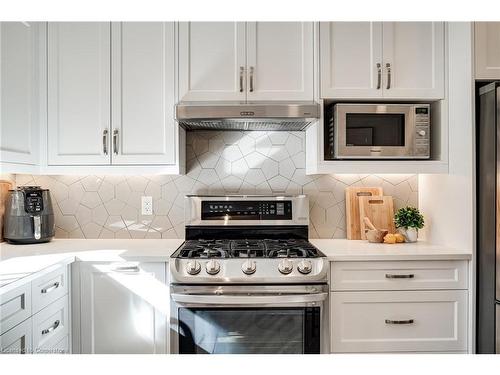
176,101,320,131
3,186,55,244
477,81,500,353
169,195,329,354
325,103,431,160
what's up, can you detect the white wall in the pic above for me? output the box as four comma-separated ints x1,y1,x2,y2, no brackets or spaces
419,22,474,252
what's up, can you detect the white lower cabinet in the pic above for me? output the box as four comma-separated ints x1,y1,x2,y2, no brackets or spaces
331,290,467,353
79,262,168,354
0,317,32,354
330,260,469,353
32,295,69,354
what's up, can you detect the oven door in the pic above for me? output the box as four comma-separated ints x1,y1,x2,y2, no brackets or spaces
170,285,328,354
335,104,415,159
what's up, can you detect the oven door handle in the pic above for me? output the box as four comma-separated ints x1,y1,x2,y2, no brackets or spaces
171,292,328,305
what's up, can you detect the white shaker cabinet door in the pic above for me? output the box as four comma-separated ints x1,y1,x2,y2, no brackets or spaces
320,22,383,99
0,22,41,166
79,262,168,354
246,22,314,101
47,22,111,165
178,22,246,101
475,22,500,80
0,318,33,354
111,22,176,165
382,22,445,99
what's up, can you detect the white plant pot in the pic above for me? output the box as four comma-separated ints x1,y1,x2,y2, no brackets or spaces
399,227,418,243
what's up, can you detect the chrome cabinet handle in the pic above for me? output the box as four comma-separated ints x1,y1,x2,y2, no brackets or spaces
376,63,381,90
385,319,414,325
42,320,60,335
103,129,108,155
239,66,244,92
385,273,415,279
386,63,391,89
41,282,60,294
249,66,254,92
112,129,119,155
112,265,140,273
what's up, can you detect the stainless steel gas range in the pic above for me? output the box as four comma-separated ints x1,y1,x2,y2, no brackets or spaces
169,195,329,354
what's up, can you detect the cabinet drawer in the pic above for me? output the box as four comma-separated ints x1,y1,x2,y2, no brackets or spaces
32,265,68,314
0,283,32,335
0,317,33,354
331,290,467,353
32,295,69,353
331,260,468,291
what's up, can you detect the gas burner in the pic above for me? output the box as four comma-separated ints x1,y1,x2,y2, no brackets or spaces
177,240,230,259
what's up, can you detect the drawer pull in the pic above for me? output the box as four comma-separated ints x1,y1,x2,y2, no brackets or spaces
42,320,60,335
112,265,140,273
41,282,60,294
385,274,414,279
385,319,414,325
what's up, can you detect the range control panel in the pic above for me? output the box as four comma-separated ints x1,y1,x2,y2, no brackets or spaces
201,200,292,220
24,190,44,214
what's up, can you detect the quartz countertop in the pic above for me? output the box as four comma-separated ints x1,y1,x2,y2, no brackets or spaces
0,238,471,293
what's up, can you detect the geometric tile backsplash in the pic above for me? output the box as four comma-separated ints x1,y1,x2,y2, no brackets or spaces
15,131,418,239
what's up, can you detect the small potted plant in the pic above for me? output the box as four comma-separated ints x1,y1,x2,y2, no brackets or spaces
393,206,424,243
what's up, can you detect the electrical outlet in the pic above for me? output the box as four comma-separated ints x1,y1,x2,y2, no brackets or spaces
141,196,153,215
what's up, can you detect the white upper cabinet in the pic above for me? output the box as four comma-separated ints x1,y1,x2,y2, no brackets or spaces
475,22,500,80
178,22,314,102
0,22,41,167
320,22,383,98
47,22,111,165
178,22,246,101
246,22,314,101
79,262,167,354
382,22,444,99
320,22,445,99
111,22,176,165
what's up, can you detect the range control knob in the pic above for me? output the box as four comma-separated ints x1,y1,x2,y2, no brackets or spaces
418,130,426,137
186,260,201,275
297,260,313,274
206,259,220,275
242,260,256,275
278,259,293,275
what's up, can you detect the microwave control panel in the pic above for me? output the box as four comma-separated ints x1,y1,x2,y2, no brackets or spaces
414,106,430,157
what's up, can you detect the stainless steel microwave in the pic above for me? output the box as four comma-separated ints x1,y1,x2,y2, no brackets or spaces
325,103,431,159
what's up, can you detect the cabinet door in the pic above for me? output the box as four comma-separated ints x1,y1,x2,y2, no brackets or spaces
0,22,41,166
111,22,176,165
178,22,246,101
320,22,383,99
246,22,314,101
382,22,445,99
79,262,167,354
475,22,500,80
0,318,32,354
47,22,111,165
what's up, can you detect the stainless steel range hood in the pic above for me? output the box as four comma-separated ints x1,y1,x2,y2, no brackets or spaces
176,102,320,131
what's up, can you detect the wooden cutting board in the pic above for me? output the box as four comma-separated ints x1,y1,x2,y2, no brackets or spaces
0,180,13,242
345,187,383,239
359,195,395,240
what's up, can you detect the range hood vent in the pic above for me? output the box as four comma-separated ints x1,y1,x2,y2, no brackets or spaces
176,102,320,131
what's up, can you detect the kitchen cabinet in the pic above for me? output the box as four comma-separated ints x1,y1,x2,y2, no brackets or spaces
47,22,111,165
329,260,469,353
32,295,69,354
0,22,42,169
47,22,179,168
79,262,168,354
475,22,500,79
320,22,445,99
0,318,32,354
111,22,176,165
178,22,314,102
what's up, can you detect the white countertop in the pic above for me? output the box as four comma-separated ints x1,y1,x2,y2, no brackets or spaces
310,239,472,261
0,238,471,293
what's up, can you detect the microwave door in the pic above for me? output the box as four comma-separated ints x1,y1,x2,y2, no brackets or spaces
335,104,415,159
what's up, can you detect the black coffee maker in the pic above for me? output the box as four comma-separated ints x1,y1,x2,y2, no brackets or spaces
3,186,55,244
